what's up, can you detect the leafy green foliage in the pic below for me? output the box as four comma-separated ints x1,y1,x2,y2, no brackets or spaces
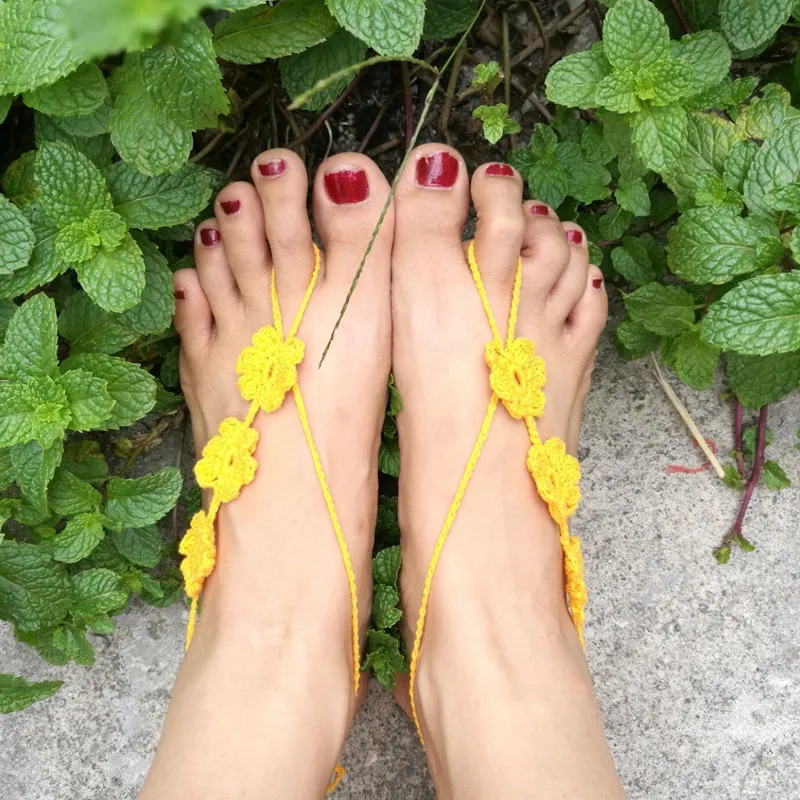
0,673,63,713
472,104,520,144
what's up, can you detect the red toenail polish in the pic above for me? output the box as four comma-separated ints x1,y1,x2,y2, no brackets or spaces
324,168,369,204
417,152,459,188
220,199,240,215
486,163,514,177
174,288,187,300
200,228,221,246
566,229,584,245
258,159,286,177
592,278,603,289
530,204,550,216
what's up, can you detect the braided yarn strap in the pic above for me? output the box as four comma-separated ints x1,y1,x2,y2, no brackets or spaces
407,241,587,745
178,244,362,696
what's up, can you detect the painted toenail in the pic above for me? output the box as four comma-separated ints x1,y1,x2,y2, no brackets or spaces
485,163,515,177
417,151,459,188
592,278,603,289
174,288,187,300
324,168,369,204
566,229,583,245
200,228,221,246
258,159,286,177
220,199,240,215
530,204,550,216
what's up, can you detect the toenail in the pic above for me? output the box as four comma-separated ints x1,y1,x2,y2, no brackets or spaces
566,229,584,245
592,278,603,289
200,228,221,247
416,151,459,188
258,159,286,177
530,204,550,216
324,168,369,204
220,199,240,215
485,162,515,177
174,288,187,300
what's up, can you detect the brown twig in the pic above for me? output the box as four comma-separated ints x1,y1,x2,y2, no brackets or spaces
502,11,512,107
366,135,404,158
441,45,466,146
401,62,414,147
668,0,693,34
286,74,362,148
527,1,550,70
358,91,399,153
510,2,589,68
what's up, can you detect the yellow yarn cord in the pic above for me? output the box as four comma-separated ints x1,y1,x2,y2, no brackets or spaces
408,241,587,743
326,765,346,794
178,244,362,695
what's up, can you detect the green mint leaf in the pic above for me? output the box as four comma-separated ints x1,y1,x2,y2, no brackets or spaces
0,293,58,381
53,624,96,666
378,436,400,477
702,272,800,355
0,95,11,124
630,104,688,173
667,206,780,285
714,544,731,563
361,629,407,690
40,98,112,140
581,124,615,165
10,439,63,513
372,584,402,630
471,60,500,89
603,0,670,71
23,63,108,118
35,113,115,170
720,0,793,51
104,467,182,529
762,459,791,490
215,0,338,64
473,104,521,144
0,540,72,632
2,151,38,207
60,354,157,429
327,0,424,58
791,228,800,266
611,237,659,285
59,369,115,432
765,183,800,217
376,495,400,545
424,0,476,39
280,29,367,111
624,282,696,336
726,352,800,409
58,293,137,356
559,142,612,204
0,673,62,714
615,178,651,216
62,441,108,483
51,513,106,564
671,31,731,94
109,54,193,177
614,319,659,360
48,467,102,517
668,329,720,390
736,83,800,142
722,465,745,489
35,142,113,228
85,613,115,635
595,70,640,114
74,232,146,313
637,59,696,107
598,205,633,240
70,568,129,617
0,195,35,276
141,18,229,130
111,525,162,569
545,45,612,109
0,0,84,96
54,220,101,265
373,545,401,587
724,140,757,194
741,424,774,460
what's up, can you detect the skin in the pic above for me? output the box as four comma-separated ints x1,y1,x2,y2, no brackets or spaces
140,146,626,800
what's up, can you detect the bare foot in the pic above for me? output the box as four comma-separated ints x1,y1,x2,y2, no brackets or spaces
392,146,623,798
141,151,392,799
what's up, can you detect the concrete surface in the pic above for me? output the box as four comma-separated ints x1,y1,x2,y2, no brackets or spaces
2,326,799,800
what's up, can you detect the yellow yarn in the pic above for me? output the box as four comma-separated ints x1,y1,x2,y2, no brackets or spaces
178,244,362,697
408,241,588,743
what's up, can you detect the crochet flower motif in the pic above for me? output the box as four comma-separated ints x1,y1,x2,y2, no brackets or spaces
194,417,259,503
179,510,216,599
485,337,546,419
237,325,304,413
526,437,581,523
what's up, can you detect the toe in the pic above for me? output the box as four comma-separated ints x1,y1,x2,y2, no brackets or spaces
194,220,240,325
214,182,270,309
251,148,315,297
567,264,608,345
547,223,590,320
471,162,525,291
519,200,572,300
173,268,212,357
393,144,469,284
312,152,393,293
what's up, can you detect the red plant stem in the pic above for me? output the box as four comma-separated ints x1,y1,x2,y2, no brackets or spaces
731,405,768,536
669,0,693,34
734,399,745,478
287,73,362,148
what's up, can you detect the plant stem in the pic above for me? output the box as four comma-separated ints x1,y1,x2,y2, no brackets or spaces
358,91,399,153
441,44,466,146
401,62,414,147
510,2,588,68
502,11,511,107
734,399,745,478
730,405,768,536
287,74,362,148
668,0,693,34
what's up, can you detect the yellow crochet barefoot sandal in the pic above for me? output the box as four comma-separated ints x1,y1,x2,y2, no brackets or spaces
407,241,588,745
177,244,361,704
